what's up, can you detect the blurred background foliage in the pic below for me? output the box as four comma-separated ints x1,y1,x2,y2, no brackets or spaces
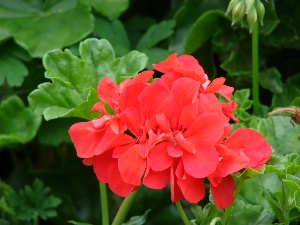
0,0,300,224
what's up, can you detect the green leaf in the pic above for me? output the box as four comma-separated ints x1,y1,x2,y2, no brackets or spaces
122,209,151,225
37,118,78,146
68,221,93,225
136,20,176,50
290,97,300,107
272,73,300,107
184,10,227,54
90,0,129,20
262,190,285,223
282,175,300,210
257,116,300,155
226,199,274,225
239,174,280,211
261,0,280,35
295,191,300,212
0,95,42,148
260,67,283,95
94,18,130,56
0,53,28,87
221,51,252,77
0,0,93,57
28,38,148,120
264,153,300,179
191,203,221,225
7,179,61,221
141,48,172,69
238,165,266,179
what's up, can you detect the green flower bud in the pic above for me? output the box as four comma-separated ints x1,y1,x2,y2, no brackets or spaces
232,1,246,25
255,0,265,25
245,0,255,13
226,0,241,15
247,5,258,32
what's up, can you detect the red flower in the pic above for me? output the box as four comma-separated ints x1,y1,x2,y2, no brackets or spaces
207,128,272,209
153,53,208,86
68,53,271,210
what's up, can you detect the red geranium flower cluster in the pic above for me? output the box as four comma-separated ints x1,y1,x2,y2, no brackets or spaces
69,53,271,209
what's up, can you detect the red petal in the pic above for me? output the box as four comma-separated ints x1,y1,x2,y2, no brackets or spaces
198,93,224,115
221,101,239,123
203,77,225,94
218,85,234,101
179,102,200,130
182,143,218,178
177,174,205,204
143,168,170,189
108,161,136,197
150,142,173,171
171,77,200,112
174,132,196,154
91,102,107,114
68,121,109,158
119,107,141,137
224,128,272,170
170,163,184,202
83,157,94,166
153,53,178,73
93,151,112,183
119,83,147,111
184,113,225,145
213,144,249,177
160,72,181,88
118,145,146,186
129,70,154,85
139,79,171,126
167,144,183,158
97,77,119,108
210,175,235,209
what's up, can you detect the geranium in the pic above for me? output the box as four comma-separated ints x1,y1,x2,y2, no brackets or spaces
68,53,271,211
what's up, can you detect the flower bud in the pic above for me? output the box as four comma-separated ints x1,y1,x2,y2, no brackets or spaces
226,0,241,15
245,0,255,13
232,1,246,25
255,0,265,25
246,5,257,32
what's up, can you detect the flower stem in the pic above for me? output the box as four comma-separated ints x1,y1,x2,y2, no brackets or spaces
252,20,260,115
112,190,139,225
99,182,109,225
175,201,190,225
222,177,246,224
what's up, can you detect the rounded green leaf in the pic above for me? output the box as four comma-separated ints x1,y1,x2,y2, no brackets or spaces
90,0,129,20
0,95,42,148
0,0,94,57
28,38,147,120
0,54,28,87
257,116,300,155
184,10,228,54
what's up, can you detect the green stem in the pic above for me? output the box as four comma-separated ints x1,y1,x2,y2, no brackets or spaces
111,190,139,225
175,201,190,225
222,177,246,225
99,183,109,225
281,182,290,225
252,20,260,115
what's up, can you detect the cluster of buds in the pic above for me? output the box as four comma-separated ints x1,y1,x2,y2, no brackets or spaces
226,0,265,32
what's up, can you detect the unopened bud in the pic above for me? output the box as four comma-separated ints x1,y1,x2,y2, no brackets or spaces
255,0,265,25
245,0,255,13
232,1,246,25
226,0,241,15
247,5,257,32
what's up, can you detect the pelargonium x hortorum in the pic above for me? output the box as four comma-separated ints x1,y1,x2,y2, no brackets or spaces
68,53,271,210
